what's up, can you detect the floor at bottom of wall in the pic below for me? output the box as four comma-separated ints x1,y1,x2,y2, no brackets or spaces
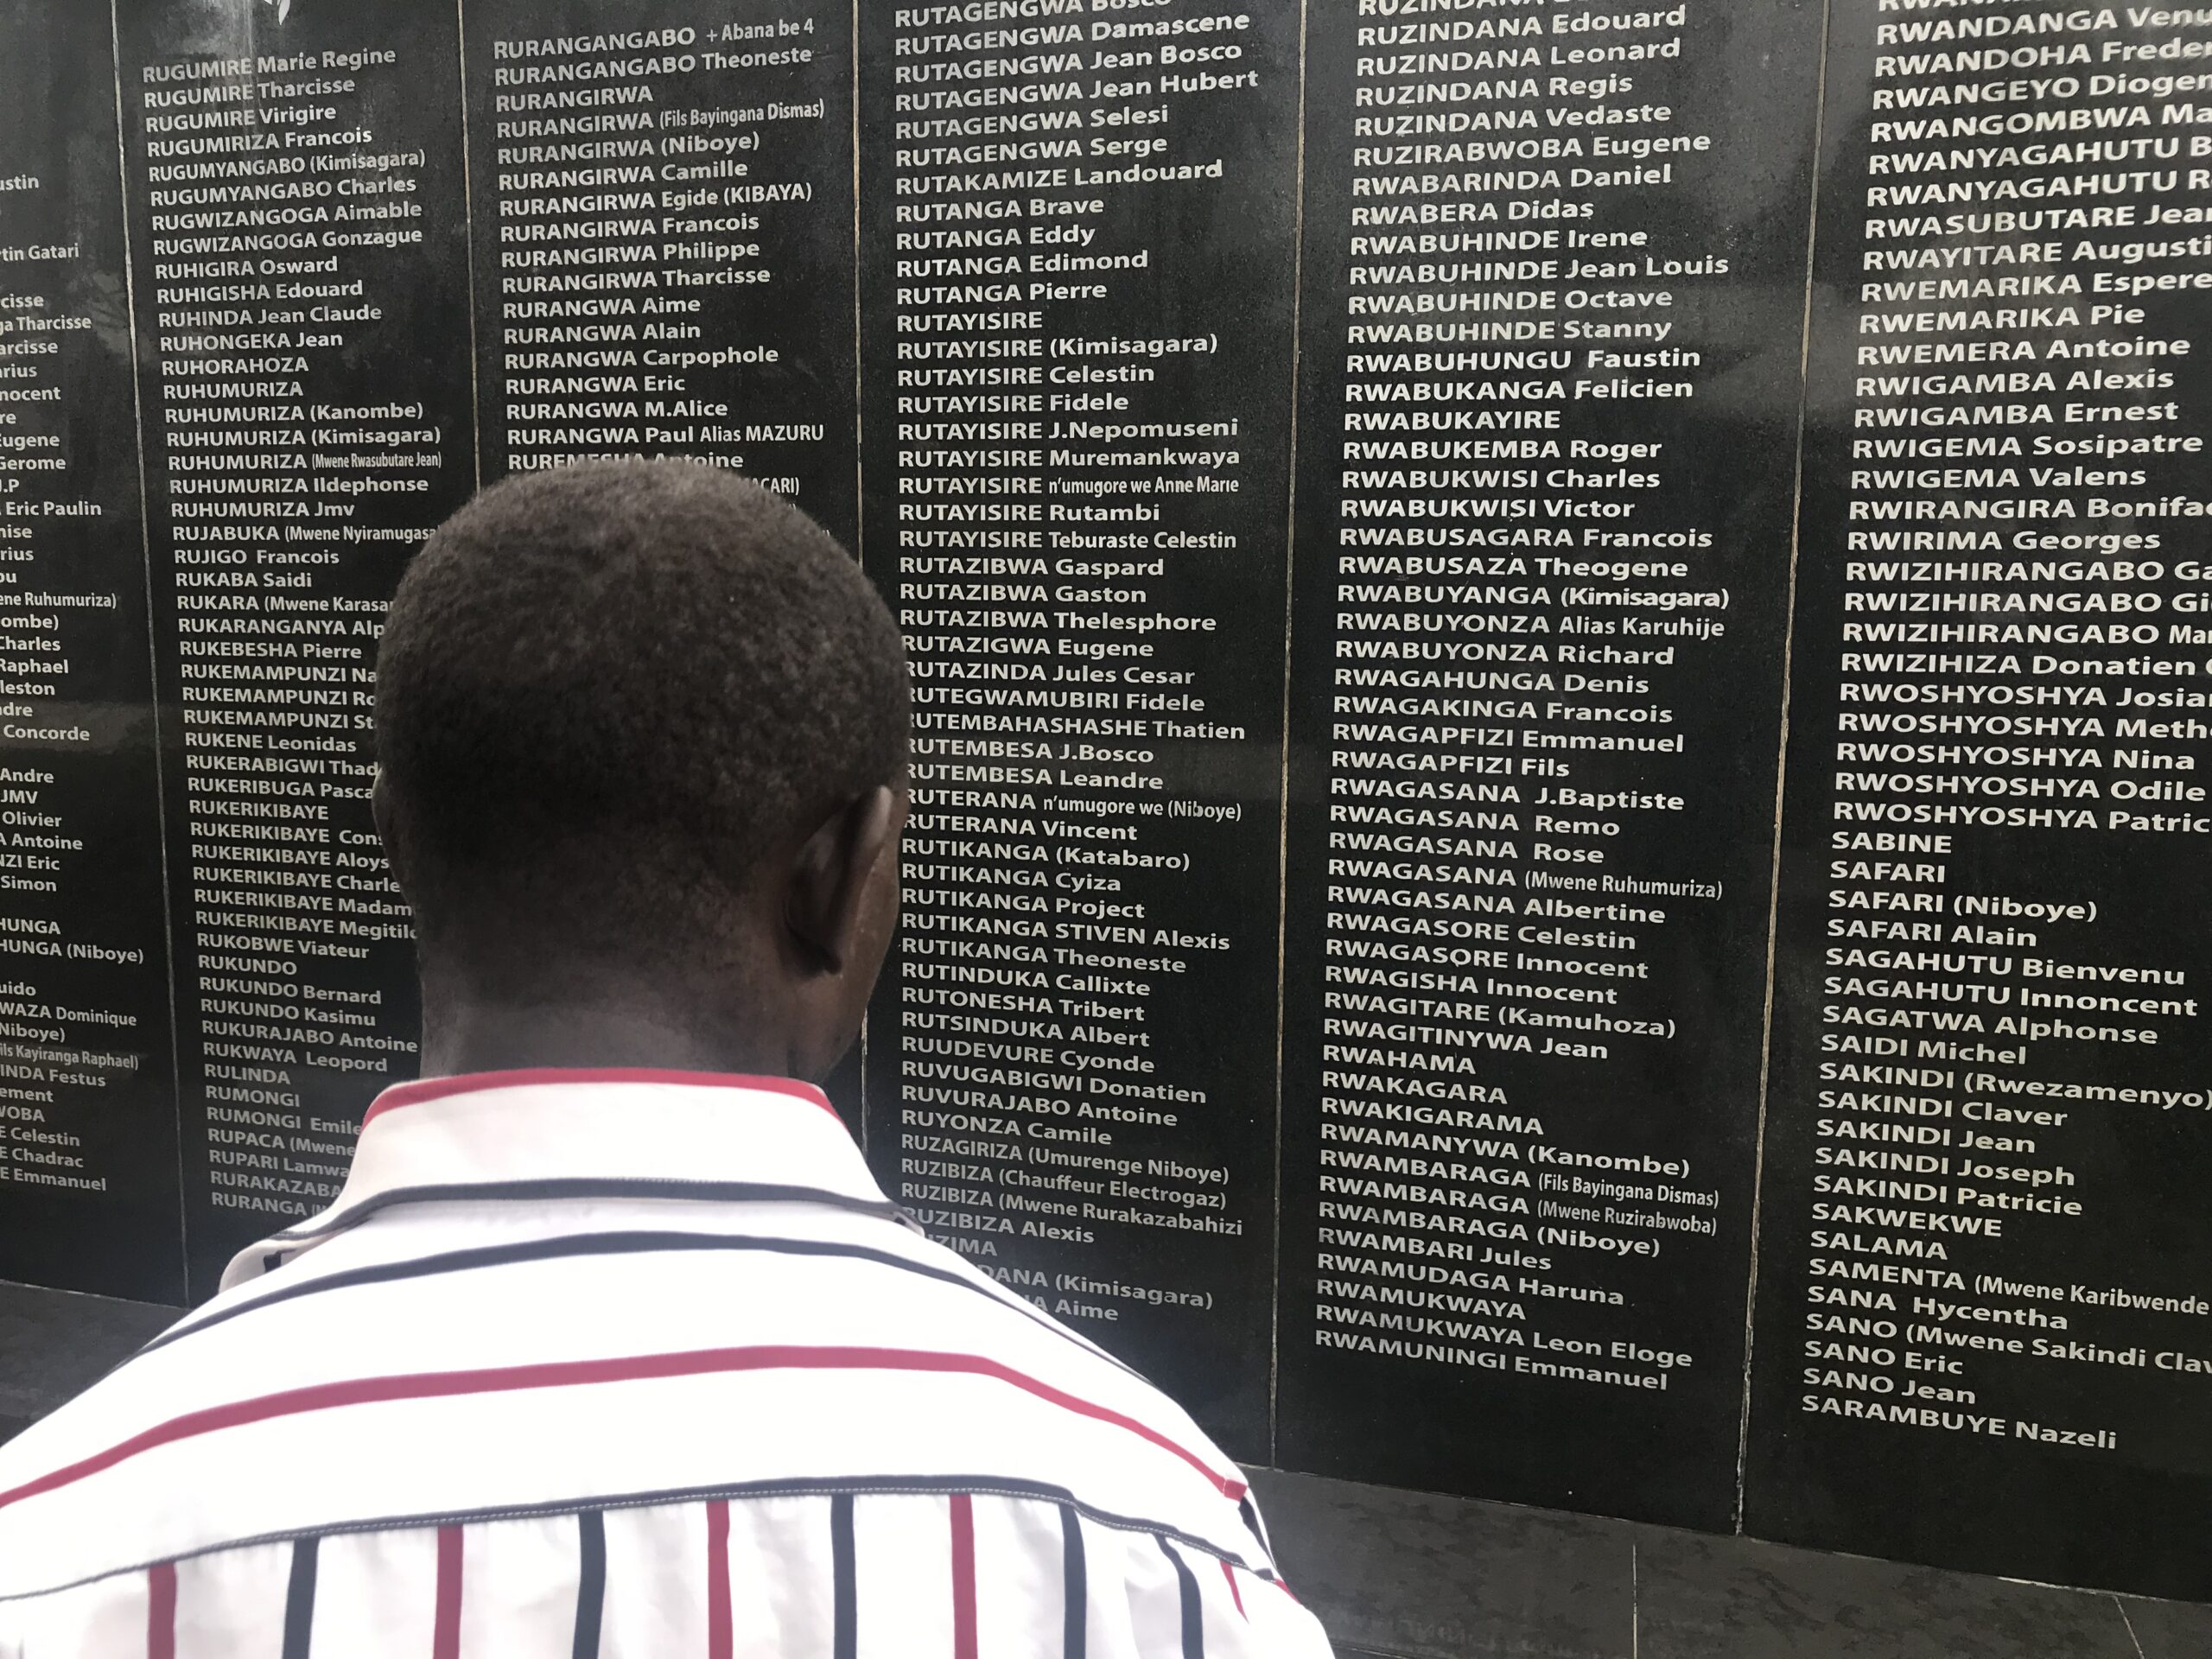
2,1278,2204,1656
1251,1465,2210,1659
0,1275,180,1448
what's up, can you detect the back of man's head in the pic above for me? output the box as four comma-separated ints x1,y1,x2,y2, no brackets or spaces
374,460,906,1004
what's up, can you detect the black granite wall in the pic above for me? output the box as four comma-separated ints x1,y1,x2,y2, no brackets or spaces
3,0,2210,1600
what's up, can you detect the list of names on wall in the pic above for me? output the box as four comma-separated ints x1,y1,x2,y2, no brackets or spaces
855,0,1302,1446
1272,0,1821,1527
0,2,183,1301
1750,0,2212,1597
7,0,2212,1599
113,0,473,1287
462,1,859,540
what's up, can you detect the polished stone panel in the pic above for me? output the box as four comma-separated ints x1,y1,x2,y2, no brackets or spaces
1271,0,1827,1535
1742,0,2212,1602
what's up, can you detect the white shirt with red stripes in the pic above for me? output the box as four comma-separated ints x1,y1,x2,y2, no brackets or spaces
0,1070,1332,1659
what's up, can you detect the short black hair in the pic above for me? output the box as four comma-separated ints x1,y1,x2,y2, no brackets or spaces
376,459,906,957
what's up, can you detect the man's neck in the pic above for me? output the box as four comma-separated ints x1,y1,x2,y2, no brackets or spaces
418,993,801,1082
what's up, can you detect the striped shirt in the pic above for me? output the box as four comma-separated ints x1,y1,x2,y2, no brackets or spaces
0,1070,1331,1659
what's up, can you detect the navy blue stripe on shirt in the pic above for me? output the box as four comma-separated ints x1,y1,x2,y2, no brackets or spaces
830,1493,856,1659
1236,1495,1268,1556
1061,1503,1088,1659
573,1510,605,1658
281,1535,317,1659
1158,1536,1204,1659
114,1230,1141,1383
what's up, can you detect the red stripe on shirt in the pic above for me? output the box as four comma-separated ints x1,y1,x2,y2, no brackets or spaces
950,1493,977,1659
707,1499,734,1659
1219,1559,1246,1619
363,1069,838,1126
0,1344,1245,1515
433,1526,462,1659
146,1562,175,1659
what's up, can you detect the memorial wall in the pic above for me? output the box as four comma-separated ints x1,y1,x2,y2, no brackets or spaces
2,0,2209,1601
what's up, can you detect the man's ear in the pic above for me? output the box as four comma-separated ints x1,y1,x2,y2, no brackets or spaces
370,769,405,890
369,770,427,912
371,769,394,847
784,785,898,976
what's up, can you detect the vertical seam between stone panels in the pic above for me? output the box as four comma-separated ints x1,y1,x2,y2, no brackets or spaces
454,0,483,492
850,0,868,1157
1733,0,1836,1535
1264,0,1313,1468
107,0,192,1301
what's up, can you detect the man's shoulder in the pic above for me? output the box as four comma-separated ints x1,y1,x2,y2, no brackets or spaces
0,1221,1261,1601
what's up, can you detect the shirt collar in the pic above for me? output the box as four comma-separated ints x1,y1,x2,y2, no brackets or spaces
222,1067,909,1291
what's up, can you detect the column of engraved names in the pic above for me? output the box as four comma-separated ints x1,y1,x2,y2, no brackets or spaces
860,0,1300,1439
1796,4,2212,1460
467,3,857,536
1277,0,1822,1520
116,2,471,1287
0,1,186,1300
1748,0,2212,1593
1305,13,1727,1389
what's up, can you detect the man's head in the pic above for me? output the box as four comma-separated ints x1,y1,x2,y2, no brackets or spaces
373,460,907,1079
